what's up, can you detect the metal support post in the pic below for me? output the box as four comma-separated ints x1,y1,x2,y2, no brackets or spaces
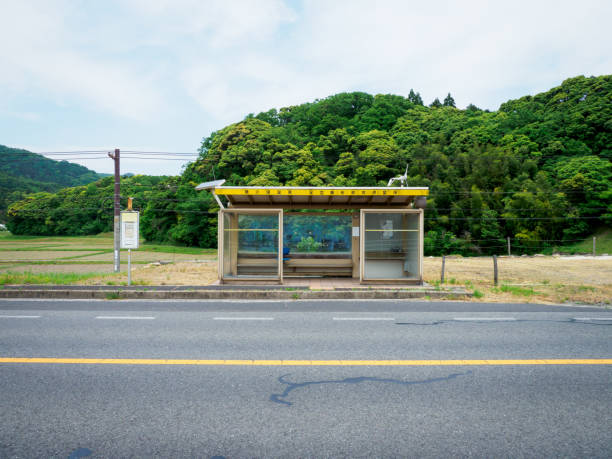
441,255,446,283
128,249,131,286
593,237,596,256
507,237,511,256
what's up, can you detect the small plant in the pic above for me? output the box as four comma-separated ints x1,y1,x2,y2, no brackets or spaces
500,284,538,297
131,280,149,286
105,291,121,300
464,280,474,289
291,292,300,300
472,289,484,299
424,295,431,300
449,278,456,285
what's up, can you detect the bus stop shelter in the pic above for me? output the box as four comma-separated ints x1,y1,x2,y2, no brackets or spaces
196,182,429,285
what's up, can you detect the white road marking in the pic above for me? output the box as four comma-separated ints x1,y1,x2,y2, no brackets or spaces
0,315,41,319
333,317,395,321
453,317,517,321
95,316,155,320
573,317,612,321
213,317,274,321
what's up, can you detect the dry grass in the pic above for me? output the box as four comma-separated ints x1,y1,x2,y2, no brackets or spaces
78,254,612,305
81,261,218,286
0,231,609,305
135,261,218,286
424,255,612,304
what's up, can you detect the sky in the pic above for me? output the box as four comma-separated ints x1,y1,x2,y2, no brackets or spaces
0,0,610,176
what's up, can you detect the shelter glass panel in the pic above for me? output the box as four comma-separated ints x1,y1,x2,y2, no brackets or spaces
363,212,420,279
283,214,351,255
222,211,280,279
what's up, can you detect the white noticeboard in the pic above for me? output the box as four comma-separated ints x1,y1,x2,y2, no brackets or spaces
120,211,139,249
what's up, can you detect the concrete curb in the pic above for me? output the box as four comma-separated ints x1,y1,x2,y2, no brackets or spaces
0,288,471,300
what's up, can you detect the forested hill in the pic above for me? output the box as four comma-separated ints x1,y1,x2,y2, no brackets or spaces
7,75,612,254
0,145,106,221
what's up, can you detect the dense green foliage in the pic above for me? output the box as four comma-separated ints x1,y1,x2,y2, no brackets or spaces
0,145,106,221
7,75,612,254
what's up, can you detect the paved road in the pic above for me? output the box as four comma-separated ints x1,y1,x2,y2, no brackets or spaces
1,299,611,457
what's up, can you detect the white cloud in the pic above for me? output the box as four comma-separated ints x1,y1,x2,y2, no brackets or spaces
1,0,611,177
284,0,612,109
0,1,164,120
179,0,612,123
125,0,296,47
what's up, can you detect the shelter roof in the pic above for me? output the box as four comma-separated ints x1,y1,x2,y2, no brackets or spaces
196,185,428,209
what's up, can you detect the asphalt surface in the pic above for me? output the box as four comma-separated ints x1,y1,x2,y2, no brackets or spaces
1,299,611,457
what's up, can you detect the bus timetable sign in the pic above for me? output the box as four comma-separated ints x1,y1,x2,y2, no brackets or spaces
120,211,139,249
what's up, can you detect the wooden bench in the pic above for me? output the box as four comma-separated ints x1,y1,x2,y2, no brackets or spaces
236,253,353,277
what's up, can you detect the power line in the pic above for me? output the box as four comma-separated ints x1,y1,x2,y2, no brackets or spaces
120,156,196,161
428,207,610,212
8,206,608,221
31,150,110,155
121,150,199,156
425,216,605,221
428,190,595,195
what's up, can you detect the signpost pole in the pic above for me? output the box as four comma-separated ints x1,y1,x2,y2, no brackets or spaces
128,249,131,286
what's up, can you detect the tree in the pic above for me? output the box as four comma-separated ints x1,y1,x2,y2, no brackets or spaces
443,93,456,107
408,89,423,105
7,76,612,250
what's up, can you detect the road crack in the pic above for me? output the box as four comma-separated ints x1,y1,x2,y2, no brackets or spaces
270,370,473,406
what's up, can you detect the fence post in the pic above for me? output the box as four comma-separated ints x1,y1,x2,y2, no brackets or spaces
593,237,596,256
507,237,511,256
493,255,498,286
441,255,446,284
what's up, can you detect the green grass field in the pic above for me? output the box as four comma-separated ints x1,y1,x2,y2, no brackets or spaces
0,271,113,285
0,231,216,283
0,232,216,256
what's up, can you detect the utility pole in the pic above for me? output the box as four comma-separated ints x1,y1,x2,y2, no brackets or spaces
108,148,120,273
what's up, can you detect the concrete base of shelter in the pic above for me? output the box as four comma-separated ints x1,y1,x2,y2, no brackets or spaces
216,277,425,290
0,281,471,300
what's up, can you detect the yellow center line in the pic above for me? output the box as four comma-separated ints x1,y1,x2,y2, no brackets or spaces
0,358,611,366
